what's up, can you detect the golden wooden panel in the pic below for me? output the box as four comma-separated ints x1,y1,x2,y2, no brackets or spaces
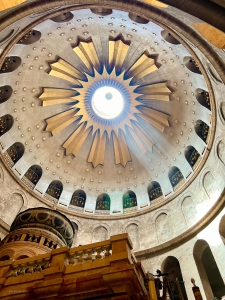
73,40,101,73
88,131,107,167
112,131,132,167
128,123,155,153
0,0,26,11
45,109,80,135
49,58,84,85
63,123,91,156
126,52,159,81
40,88,78,106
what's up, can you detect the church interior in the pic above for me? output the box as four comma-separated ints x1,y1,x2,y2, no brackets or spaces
0,0,225,299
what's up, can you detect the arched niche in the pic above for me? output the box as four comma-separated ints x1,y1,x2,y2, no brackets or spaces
219,215,225,244
181,196,197,226
0,255,10,261
0,56,21,74
125,223,140,250
128,13,149,24
17,29,41,45
155,213,172,243
45,180,63,200
90,8,112,16
183,56,202,74
168,166,184,190
184,146,201,169
22,165,42,189
123,190,137,214
193,239,225,299
161,30,180,45
96,193,110,214
195,120,210,143
203,171,215,200
0,114,14,137
161,256,188,300
0,85,13,104
217,140,225,165
92,226,108,243
148,181,163,201
69,190,86,211
5,142,24,166
51,12,74,23
195,88,211,110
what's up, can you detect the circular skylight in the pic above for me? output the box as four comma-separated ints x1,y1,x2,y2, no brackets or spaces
92,86,124,119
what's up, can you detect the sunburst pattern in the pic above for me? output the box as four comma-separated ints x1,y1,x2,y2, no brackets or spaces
39,37,172,167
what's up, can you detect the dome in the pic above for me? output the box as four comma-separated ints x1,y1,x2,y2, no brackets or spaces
0,1,225,299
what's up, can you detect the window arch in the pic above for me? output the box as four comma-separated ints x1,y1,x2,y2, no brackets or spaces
128,13,149,24
195,120,210,143
69,190,86,211
184,146,201,169
0,114,13,136
193,239,225,299
147,181,163,201
0,85,13,103
161,30,180,45
95,193,110,214
195,88,211,110
0,56,21,73
22,165,42,189
168,166,184,190
4,142,24,167
219,215,225,245
161,256,188,300
17,29,41,45
90,8,112,16
45,180,63,201
51,12,74,23
123,190,137,214
183,56,202,74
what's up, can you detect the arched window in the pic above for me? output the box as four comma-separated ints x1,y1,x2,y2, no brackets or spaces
0,114,13,136
45,180,63,201
51,12,74,23
69,190,86,212
183,56,202,74
128,13,149,24
22,165,42,189
0,85,13,103
168,166,184,190
0,56,21,74
195,88,211,110
17,30,41,45
4,142,24,167
92,226,108,243
184,146,201,169
161,256,188,300
195,120,210,143
193,239,225,299
123,190,137,214
16,255,29,260
148,181,163,201
90,8,112,16
95,193,110,215
161,30,180,45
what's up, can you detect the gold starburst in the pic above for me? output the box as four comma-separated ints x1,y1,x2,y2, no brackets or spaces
39,37,172,167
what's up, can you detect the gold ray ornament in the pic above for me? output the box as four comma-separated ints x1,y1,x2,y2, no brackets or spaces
40,37,172,168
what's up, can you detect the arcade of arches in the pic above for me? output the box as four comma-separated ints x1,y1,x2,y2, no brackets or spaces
0,0,225,299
